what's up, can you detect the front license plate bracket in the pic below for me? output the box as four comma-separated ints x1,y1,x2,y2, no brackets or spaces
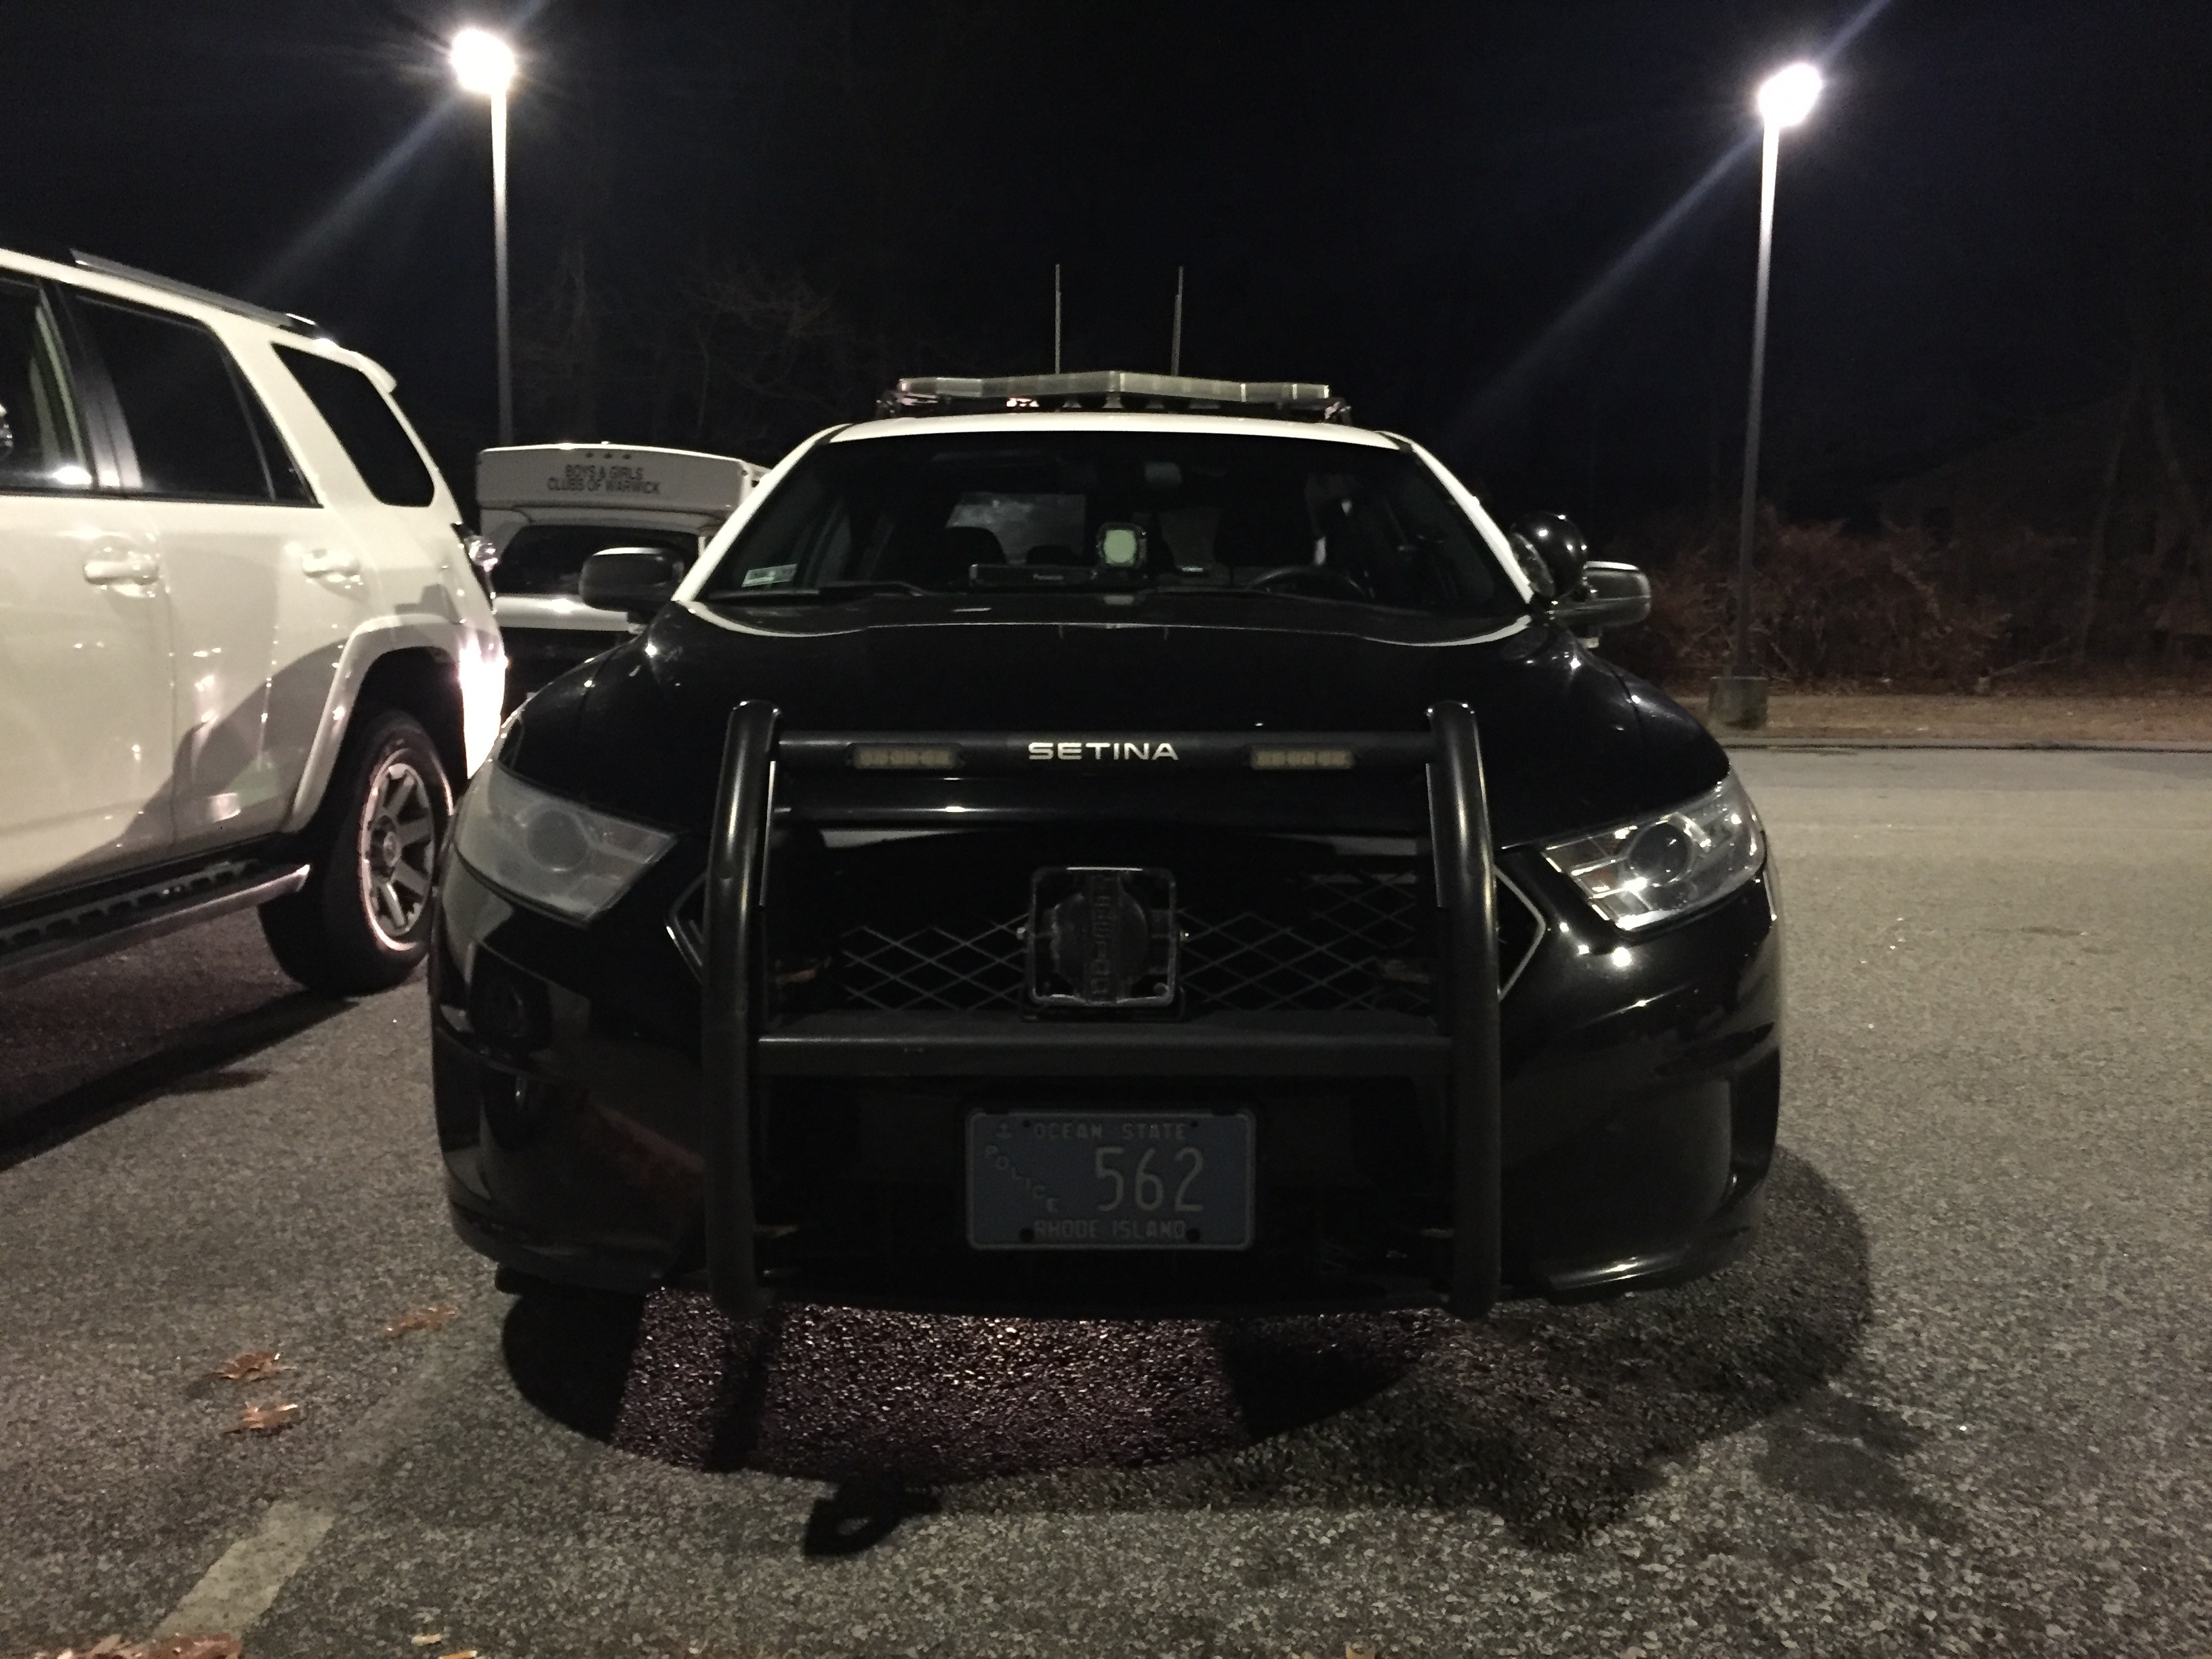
1026,866,1177,1008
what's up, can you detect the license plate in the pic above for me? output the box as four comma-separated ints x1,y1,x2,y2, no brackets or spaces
966,1109,1254,1250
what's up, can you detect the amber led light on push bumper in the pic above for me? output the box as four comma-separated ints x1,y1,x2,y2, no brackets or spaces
1248,745,1354,771
851,743,962,769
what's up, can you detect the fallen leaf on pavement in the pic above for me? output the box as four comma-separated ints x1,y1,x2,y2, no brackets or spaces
438,1650,478,1658
382,1303,459,1337
411,1637,447,1648
225,1401,302,1434
209,1350,286,1382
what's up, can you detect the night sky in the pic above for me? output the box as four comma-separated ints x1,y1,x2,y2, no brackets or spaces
4,1,2206,529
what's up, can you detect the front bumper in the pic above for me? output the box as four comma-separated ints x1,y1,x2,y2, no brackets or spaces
430,710,1781,1315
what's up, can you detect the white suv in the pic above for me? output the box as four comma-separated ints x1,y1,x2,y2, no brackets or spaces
0,246,503,994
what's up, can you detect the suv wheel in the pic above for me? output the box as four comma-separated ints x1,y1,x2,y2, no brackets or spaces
262,708,452,995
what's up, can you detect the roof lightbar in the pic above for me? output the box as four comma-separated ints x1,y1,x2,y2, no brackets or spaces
878,370,1350,424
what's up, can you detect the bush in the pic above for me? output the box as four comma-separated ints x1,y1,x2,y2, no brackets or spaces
1600,509,2043,689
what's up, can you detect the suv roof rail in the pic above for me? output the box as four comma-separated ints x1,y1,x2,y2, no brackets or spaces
67,250,326,338
0,230,76,265
879,370,1351,424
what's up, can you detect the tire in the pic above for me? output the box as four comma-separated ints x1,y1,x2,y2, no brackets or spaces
261,708,452,995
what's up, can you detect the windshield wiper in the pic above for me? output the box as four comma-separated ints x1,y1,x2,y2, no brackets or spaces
1141,583,1513,621
712,579,932,602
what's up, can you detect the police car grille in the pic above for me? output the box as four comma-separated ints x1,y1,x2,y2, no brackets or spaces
836,915,1029,1011
823,868,1435,1015
1181,870,1431,1013
682,844,1542,1017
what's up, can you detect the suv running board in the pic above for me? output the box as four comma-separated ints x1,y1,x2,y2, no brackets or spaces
0,855,310,991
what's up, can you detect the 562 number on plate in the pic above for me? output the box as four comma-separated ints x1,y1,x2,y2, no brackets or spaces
1090,1143,1205,1214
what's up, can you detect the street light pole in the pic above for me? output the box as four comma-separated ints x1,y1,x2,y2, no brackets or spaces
490,82,512,446
1713,60,1821,731
451,28,518,446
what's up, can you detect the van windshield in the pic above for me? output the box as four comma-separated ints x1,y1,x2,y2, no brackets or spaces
699,430,1519,616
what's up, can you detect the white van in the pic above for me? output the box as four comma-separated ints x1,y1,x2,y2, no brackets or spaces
476,443,764,706
0,245,503,994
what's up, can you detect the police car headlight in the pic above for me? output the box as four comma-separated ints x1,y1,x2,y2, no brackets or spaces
453,762,674,924
1540,773,1765,932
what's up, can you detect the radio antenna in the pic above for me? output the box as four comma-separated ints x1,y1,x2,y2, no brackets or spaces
1053,264,1063,373
1170,265,1185,375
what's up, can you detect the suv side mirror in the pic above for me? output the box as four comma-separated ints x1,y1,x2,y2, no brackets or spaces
1548,560,1652,634
1509,512,1589,597
579,547,685,623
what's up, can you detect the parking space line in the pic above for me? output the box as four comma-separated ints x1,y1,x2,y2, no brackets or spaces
159,1500,335,1637
157,1295,497,1639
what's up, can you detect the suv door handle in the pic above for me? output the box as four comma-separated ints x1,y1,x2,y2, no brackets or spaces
300,548,361,579
81,550,161,586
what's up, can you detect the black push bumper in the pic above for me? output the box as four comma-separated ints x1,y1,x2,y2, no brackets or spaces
697,702,1506,1319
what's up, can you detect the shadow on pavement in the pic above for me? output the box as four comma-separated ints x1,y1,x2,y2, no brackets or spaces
501,1149,1868,1551
0,989,348,1172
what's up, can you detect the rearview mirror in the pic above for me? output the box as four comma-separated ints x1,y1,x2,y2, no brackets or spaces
579,547,685,623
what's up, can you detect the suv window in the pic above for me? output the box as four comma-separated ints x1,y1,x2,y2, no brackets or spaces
75,295,291,501
494,524,699,596
274,345,434,507
0,278,89,493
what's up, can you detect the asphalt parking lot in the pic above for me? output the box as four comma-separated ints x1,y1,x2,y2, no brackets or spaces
2,748,2208,1659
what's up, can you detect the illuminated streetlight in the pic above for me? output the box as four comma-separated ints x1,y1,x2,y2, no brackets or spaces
1714,61,1824,731
451,27,518,445
1756,61,1822,129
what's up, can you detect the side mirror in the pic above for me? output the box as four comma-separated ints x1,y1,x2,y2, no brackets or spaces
1548,560,1652,634
579,547,685,623
451,524,500,598
1509,512,1590,597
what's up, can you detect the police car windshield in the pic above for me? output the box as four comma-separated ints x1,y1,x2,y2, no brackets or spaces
699,430,1517,615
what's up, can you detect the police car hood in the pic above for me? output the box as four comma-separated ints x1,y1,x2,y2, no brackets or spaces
506,592,1727,848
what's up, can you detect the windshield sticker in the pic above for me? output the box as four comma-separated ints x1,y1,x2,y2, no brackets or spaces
742,563,798,588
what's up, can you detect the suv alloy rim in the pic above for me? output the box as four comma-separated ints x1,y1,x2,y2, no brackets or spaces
359,756,437,947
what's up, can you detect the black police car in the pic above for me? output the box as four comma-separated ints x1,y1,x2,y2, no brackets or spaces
432,371,1780,1318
